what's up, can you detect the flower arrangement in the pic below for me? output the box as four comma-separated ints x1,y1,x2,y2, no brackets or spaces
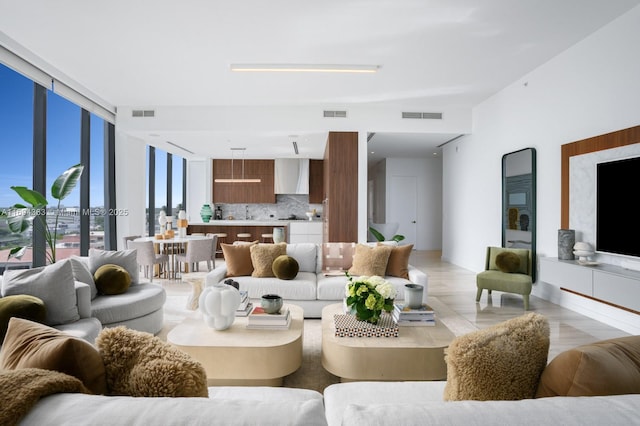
344,273,396,324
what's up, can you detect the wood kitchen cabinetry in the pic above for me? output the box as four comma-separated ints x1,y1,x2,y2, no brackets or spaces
212,159,275,203
323,132,358,243
188,224,287,257
309,159,324,204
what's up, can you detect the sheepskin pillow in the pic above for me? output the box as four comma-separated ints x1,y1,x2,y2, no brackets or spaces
272,255,299,280
0,295,46,345
221,242,255,277
495,251,521,273
95,326,208,397
93,264,131,295
348,244,393,277
443,312,550,401
0,318,107,395
536,335,640,397
250,243,287,278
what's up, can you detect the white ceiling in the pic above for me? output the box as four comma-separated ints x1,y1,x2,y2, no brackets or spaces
1,0,638,163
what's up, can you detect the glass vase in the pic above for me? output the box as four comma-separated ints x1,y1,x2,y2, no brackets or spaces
200,204,213,223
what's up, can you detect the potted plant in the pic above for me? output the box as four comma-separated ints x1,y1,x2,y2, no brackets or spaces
2,163,84,264
368,226,405,243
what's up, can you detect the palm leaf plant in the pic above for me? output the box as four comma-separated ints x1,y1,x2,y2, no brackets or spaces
3,163,84,264
369,226,405,243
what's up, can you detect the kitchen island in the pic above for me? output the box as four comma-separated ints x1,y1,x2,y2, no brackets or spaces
188,221,289,255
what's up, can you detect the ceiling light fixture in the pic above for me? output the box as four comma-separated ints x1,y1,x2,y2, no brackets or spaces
214,148,261,183
230,63,379,73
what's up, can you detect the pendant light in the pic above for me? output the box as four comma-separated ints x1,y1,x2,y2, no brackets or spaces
214,148,261,183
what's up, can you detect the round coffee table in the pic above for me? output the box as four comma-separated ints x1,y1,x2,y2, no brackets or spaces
168,304,303,386
321,302,455,381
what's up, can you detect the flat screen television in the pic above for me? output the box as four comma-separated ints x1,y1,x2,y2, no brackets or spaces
596,155,640,258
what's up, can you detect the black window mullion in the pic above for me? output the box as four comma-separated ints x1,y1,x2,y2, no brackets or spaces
103,122,116,250
166,153,172,217
80,109,90,255
148,146,155,237
32,82,47,267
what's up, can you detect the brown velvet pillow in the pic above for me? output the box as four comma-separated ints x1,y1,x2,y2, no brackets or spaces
272,255,299,280
0,317,107,395
221,242,256,277
495,251,521,273
348,244,393,277
94,264,131,295
383,243,414,279
535,335,640,398
443,312,550,401
250,243,287,277
0,295,46,345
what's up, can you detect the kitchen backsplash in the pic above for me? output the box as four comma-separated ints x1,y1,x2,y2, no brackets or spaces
211,195,322,221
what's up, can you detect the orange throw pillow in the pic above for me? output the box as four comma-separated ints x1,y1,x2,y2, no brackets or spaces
384,244,413,279
221,242,255,277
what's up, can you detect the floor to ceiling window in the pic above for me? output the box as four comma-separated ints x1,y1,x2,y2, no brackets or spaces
145,146,185,236
0,64,34,268
90,113,106,250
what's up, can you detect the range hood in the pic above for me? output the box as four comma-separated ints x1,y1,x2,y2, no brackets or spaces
274,158,310,194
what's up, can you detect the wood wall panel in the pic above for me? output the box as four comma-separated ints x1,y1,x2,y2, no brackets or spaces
561,125,640,228
309,159,324,204
212,159,275,203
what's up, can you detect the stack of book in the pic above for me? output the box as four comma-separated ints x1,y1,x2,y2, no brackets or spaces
246,306,291,329
392,303,436,326
235,291,253,317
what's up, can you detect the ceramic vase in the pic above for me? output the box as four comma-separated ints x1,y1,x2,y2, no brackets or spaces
199,284,241,330
273,227,285,244
200,204,213,223
558,229,575,260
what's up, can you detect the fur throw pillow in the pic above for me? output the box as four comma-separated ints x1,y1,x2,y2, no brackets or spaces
95,326,208,397
443,312,550,401
495,251,521,273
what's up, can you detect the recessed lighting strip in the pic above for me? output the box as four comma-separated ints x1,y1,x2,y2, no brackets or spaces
230,63,379,73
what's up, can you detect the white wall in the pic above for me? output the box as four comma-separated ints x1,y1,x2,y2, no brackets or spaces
442,5,640,331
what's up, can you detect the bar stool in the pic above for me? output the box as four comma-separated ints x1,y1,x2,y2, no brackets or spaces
236,232,252,243
261,233,274,243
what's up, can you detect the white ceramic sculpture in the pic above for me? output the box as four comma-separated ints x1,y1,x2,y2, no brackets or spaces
199,284,242,330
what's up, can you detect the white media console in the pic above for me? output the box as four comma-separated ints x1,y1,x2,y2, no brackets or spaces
539,257,640,314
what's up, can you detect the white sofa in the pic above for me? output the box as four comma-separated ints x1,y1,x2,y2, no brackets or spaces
19,382,640,425
205,243,428,318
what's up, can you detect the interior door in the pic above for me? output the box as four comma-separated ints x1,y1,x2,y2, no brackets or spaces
389,175,417,246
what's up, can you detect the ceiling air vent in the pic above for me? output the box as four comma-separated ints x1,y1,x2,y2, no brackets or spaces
132,109,155,117
402,112,443,120
323,110,347,118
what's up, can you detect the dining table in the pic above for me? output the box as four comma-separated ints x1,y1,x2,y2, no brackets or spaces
133,235,212,279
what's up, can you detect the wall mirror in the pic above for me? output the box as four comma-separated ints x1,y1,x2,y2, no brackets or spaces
502,147,536,279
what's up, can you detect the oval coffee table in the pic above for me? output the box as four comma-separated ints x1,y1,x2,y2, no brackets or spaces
321,302,455,381
168,304,303,386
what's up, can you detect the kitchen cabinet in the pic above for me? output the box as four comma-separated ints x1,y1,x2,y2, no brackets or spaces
309,159,324,204
323,132,358,243
212,159,275,203
289,221,322,245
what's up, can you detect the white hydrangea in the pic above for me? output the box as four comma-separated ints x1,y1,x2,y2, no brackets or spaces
375,281,396,300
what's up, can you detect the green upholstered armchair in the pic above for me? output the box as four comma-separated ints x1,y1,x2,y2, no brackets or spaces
476,246,533,310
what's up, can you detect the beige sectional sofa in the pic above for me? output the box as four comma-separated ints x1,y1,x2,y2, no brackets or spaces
205,242,428,318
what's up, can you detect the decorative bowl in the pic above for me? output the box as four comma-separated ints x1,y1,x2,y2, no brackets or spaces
261,294,283,314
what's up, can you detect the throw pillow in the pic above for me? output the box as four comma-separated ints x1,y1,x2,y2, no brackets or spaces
443,312,550,401
488,247,528,275
348,244,393,277
69,256,98,299
1,260,79,326
250,243,287,277
0,295,46,345
0,317,107,395
383,243,414,279
495,251,521,273
322,242,356,275
221,242,255,277
535,335,640,397
272,255,299,280
95,326,208,397
94,264,131,295
89,248,139,285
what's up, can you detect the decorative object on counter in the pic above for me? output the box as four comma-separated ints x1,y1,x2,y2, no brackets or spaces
573,242,595,263
558,229,575,260
305,211,314,221
404,284,424,309
199,284,242,330
200,204,213,222
177,210,188,238
158,210,167,230
272,227,285,244
214,205,223,220
261,294,284,314
344,273,396,324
